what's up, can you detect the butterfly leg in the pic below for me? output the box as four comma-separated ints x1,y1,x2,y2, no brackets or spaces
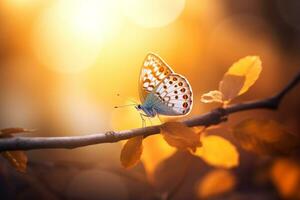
139,113,146,127
157,114,163,123
148,117,153,126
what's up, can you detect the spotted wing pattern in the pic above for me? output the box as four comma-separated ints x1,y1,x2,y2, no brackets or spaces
139,53,173,101
152,74,193,115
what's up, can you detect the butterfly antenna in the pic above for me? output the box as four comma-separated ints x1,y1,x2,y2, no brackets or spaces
128,98,138,104
114,104,137,109
115,93,139,108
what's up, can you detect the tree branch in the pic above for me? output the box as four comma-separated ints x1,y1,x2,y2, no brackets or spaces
0,71,299,152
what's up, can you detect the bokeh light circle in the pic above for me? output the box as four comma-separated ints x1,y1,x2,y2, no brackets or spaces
32,0,122,73
122,0,186,28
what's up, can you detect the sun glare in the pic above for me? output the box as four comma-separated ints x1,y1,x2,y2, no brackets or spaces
122,0,186,28
32,0,122,73
3,0,38,8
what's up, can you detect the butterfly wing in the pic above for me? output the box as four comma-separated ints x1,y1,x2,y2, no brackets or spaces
139,53,174,102
151,74,193,116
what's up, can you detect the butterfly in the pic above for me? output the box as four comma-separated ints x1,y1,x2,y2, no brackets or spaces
135,53,193,123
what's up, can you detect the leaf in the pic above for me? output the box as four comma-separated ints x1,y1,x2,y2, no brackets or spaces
200,90,223,104
219,74,245,102
233,119,300,155
225,56,262,95
160,122,202,152
194,135,239,168
196,169,236,198
201,56,262,104
1,151,28,172
152,151,192,191
271,159,300,199
142,134,176,179
0,128,34,137
120,136,143,168
0,128,31,172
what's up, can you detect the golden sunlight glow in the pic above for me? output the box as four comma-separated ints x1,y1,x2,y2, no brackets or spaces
32,0,122,73
3,0,38,8
122,0,186,28
57,78,110,134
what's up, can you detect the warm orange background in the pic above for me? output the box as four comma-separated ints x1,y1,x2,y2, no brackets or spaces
0,0,299,199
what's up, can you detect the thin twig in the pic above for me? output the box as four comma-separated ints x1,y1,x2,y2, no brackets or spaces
0,71,299,152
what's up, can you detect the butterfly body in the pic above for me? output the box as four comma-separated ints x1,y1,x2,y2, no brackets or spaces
136,93,157,117
136,53,193,118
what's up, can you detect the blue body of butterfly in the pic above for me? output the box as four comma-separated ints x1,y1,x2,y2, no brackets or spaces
136,93,180,117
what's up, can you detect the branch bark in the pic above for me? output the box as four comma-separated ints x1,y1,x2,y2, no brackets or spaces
0,71,299,152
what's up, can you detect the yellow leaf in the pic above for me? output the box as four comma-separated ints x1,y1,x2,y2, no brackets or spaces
201,56,261,104
225,56,262,95
233,119,300,155
2,151,28,173
142,134,176,179
219,74,245,102
194,135,239,168
200,90,223,104
196,169,236,198
160,122,202,151
271,159,300,199
120,136,143,168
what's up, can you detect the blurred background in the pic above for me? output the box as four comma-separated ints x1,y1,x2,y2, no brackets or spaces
0,0,300,199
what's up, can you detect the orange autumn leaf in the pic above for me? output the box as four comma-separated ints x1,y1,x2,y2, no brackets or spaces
194,135,239,168
160,122,202,152
233,119,300,155
142,134,176,178
226,56,262,95
271,159,300,199
196,169,236,198
219,74,245,102
0,128,31,172
120,136,143,168
201,56,262,104
1,151,28,173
